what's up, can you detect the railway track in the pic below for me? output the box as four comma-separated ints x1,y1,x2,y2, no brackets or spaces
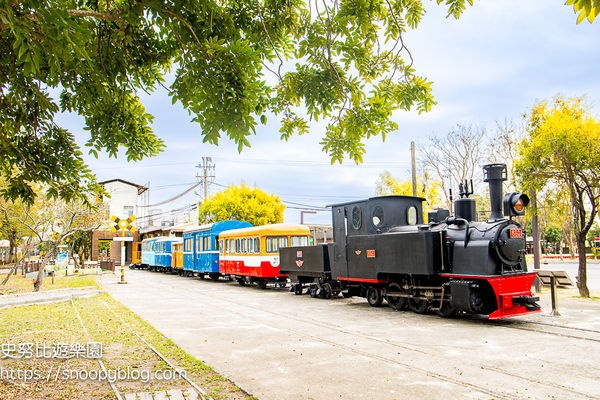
69,298,211,400
491,318,600,343
182,281,599,400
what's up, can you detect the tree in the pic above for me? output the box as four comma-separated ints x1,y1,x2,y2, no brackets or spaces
1,1,487,205
419,123,488,211
544,226,561,253
516,96,600,298
566,0,600,23
198,185,285,226
375,171,443,218
17,193,103,291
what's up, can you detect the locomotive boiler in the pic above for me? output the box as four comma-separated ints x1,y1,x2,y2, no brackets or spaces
280,163,541,319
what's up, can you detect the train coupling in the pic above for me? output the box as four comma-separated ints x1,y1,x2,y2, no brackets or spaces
511,295,541,311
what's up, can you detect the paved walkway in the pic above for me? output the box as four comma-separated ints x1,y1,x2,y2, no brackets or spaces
100,270,600,400
0,286,104,308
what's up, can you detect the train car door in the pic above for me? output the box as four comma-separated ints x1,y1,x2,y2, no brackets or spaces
331,206,349,278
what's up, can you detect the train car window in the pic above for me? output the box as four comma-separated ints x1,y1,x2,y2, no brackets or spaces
351,206,362,230
407,206,418,225
240,238,246,254
235,239,240,254
184,238,191,252
228,239,233,254
205,236,211,251
266,236,288,253
216,238,220,251
372,206,384,228
290,236,308,247
254,237,260,253
247,238,253,254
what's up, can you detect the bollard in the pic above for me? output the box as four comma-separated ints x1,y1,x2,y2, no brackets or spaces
118,267,127,284
51,271,55,285
550,276,560,317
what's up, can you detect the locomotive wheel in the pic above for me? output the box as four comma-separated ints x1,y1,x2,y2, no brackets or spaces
209,273,220,281
237,278,246,286
319,283,333,299
309,285,318,298
366,286,383,307
293,284,303,295
436,303,457,318
257,279,268,289
408,298,429,314
386,283,407,311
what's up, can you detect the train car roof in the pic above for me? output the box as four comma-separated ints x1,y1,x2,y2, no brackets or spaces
152,236,182,243
219,223,310,237
327,195,426,208
183,220,252,235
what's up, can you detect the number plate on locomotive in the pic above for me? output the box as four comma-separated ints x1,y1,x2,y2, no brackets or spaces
510,229,522,238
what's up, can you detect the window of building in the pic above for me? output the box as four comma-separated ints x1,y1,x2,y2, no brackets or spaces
123,206,134,218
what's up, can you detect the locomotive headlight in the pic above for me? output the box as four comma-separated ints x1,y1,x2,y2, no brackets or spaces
503,192,530,217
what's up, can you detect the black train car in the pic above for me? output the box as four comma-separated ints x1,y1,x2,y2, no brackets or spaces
280,163,541,319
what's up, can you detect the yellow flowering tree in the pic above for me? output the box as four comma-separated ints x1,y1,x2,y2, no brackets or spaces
515,96,600,297
198,185,285,226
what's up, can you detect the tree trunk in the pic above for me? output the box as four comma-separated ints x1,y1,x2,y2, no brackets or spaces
576,234,590,298
7,231,19,264
569,231,576,259
34,251,53,292
1,263,17,286
531,192,542,291
559,239,564,260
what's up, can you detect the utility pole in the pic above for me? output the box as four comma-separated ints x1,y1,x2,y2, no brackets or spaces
411,141,417,196
197,157,216,201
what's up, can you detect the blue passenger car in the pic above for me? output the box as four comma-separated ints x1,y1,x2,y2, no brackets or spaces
141,237,159,268
183,221,252,280
153,237,182,272
140,237,181,272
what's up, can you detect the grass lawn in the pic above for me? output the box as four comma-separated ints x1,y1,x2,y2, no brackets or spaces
0,293,256,400
0,271,100,295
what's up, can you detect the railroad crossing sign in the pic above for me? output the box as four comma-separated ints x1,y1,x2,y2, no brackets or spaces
110,215,136,234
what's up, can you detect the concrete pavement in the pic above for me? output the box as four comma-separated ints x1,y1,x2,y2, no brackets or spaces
100,270,600,400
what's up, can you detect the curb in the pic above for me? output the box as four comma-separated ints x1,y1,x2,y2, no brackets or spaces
0,286,105,308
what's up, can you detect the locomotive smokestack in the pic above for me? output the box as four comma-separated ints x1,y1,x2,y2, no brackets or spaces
482,164,507,220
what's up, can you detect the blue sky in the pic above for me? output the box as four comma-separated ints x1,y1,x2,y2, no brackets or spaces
57,1,600,225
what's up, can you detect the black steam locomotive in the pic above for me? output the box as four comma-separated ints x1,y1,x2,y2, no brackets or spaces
280,164,541,319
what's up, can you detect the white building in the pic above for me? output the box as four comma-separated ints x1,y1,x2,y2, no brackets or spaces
99,179,149,228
